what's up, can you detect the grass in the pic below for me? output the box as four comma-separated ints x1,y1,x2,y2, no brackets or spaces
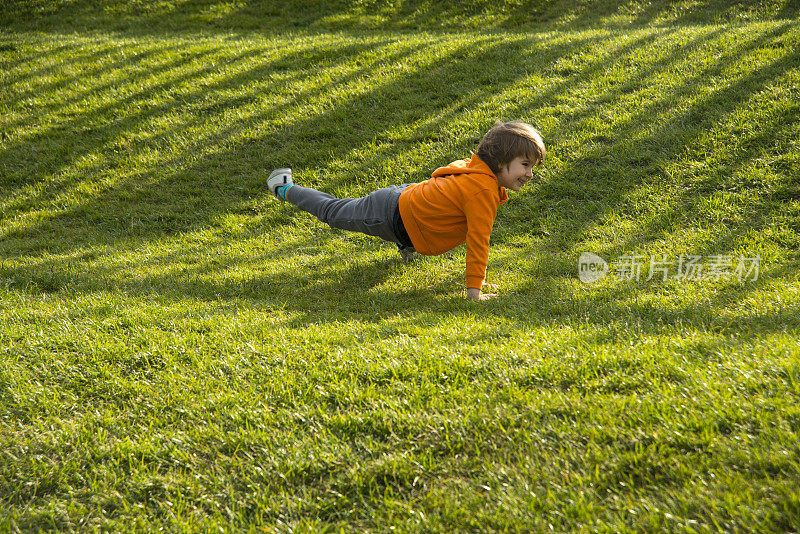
1,1,800,531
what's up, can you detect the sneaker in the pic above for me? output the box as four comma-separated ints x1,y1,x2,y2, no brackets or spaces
399,246,418,262
267,168,293,200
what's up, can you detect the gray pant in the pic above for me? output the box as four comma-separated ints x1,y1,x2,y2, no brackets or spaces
286,184,412,247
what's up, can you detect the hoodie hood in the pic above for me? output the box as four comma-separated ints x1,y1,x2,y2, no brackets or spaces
432,153,495,179
431,154,508,204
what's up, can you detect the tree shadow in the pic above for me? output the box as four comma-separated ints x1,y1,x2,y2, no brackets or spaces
1,37,390,198
1,21,798,336
2,32,602,248
2,0,798,33
494,22,797,255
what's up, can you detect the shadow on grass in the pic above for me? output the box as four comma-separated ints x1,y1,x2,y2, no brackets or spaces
1,23,798,336
3,237,799,338
0,37,392,213
1,0,799,33
1,32,603,245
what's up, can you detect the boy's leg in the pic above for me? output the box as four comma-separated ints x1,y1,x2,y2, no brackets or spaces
286,185,407,245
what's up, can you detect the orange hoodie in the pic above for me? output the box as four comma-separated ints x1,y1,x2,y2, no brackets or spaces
399,154,508,290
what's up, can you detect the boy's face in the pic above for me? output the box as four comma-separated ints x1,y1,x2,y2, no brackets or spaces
496,156,535,192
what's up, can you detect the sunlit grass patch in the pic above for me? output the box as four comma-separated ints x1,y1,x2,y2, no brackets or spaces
1,5,800,532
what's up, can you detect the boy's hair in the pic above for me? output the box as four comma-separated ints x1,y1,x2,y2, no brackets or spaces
476,121,546,175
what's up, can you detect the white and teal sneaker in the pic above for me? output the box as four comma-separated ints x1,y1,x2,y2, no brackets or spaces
267,168,293,200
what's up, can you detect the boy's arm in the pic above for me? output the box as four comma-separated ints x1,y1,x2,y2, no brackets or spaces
464,191,500,299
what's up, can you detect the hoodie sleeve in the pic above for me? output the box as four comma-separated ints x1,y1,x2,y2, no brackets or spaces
463,189,499,289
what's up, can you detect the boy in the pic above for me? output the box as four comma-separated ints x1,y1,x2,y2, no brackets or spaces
268,121,546,301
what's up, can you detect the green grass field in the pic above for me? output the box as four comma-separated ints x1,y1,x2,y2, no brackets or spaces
2,1,800,531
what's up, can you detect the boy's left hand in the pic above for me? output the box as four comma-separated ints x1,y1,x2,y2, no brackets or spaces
467,284,500,301
480,283,499,300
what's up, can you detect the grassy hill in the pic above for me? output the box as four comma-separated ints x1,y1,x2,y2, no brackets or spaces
1,1,799,532
2,0,800,32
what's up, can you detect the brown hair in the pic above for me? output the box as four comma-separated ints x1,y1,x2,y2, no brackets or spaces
476,121,546,175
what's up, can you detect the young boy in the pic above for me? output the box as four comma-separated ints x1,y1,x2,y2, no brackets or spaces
268,121,546,300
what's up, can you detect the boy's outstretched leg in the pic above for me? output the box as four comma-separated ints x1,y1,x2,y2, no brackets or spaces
268,168,413,251
285,184,403,245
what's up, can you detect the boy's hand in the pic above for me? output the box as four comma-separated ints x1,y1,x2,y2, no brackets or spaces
467,285,499,301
